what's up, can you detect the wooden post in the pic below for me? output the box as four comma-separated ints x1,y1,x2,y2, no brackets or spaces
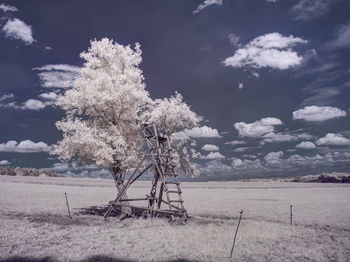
230,210,243,258
290,205,293,226
64,192,72,219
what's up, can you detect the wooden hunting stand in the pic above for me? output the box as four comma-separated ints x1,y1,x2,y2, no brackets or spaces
104,124,188,222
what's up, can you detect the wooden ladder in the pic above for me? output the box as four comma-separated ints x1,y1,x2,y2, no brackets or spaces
143,125,188,222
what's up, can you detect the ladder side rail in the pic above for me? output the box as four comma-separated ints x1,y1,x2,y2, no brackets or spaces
104,154,149,218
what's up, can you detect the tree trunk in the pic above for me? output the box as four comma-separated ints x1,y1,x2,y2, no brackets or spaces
111,167,132,218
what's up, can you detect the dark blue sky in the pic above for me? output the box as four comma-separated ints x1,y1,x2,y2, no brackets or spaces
0,0,350,180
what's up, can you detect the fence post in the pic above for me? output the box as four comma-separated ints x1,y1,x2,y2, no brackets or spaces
65,192,72,219
230,210,243,258
290,205,293,226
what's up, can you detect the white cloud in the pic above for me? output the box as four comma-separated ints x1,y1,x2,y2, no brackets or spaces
232,158,264,170
234,117,282,137
201,144,219,151
0,97,52,111
328,23,350,49
198,160,232,175
228,33,240,47
22,99,47,110
252,72,260,78
171,131,190,141
0,160,10,165
223,32,307,70
293,105,346,122
51,163,71,171
224,140,246,145
0,93,14,102
264,151,284,165
233,147,249,152
39,92,58,101
184,125,221,138
193,0,223,14
316,133,350,146
33,64,80,88
2,18,34,45
296,141,316,149
238,82,244,89
291,0,339,21
0,3,18,12
0,140,51,153
262,132,313,144
202,152,225,159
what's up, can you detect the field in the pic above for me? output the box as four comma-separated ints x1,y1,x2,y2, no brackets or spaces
0,175,350,262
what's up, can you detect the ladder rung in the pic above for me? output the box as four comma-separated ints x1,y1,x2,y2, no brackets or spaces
167,190,181,194
165,182,179,185
169,200,183,203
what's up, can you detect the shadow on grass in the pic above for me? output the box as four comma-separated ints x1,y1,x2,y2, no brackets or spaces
0,255,199,262
3,211,91,226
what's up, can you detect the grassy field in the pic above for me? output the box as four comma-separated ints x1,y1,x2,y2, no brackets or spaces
0,175,349,261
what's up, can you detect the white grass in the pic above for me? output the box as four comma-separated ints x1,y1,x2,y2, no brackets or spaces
0,175,349,261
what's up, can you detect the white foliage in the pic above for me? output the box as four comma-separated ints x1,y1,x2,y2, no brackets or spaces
52,38,200,176
144,92,198,136
52,38,151,171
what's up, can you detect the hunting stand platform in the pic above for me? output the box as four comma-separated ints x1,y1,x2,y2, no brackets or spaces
104,124,188,222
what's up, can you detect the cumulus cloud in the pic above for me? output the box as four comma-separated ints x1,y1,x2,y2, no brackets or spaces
22,99,48,110
238,82,244,90
39,92,58,101
223,33,307,70
234,117,282,137
0,140,51,153
2,18,34,45
193,0,223,14
172,126,221,140
0,160,10,165
201,144,219,151
198,160,232,176
293,105,346,122
202,152,225,159
316,133,350,146
0,3,18,12
264,151,284,165
296,141,316,149
0,97,52,111
232,158,264,170
33,64,80,88
184,125,221,138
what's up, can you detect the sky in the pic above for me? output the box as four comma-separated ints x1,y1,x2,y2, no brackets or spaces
0,0,350,181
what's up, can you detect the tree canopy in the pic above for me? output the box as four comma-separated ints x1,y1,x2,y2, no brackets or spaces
52,38,200,177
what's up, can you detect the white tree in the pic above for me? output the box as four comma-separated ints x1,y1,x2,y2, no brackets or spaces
52,38,200,198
